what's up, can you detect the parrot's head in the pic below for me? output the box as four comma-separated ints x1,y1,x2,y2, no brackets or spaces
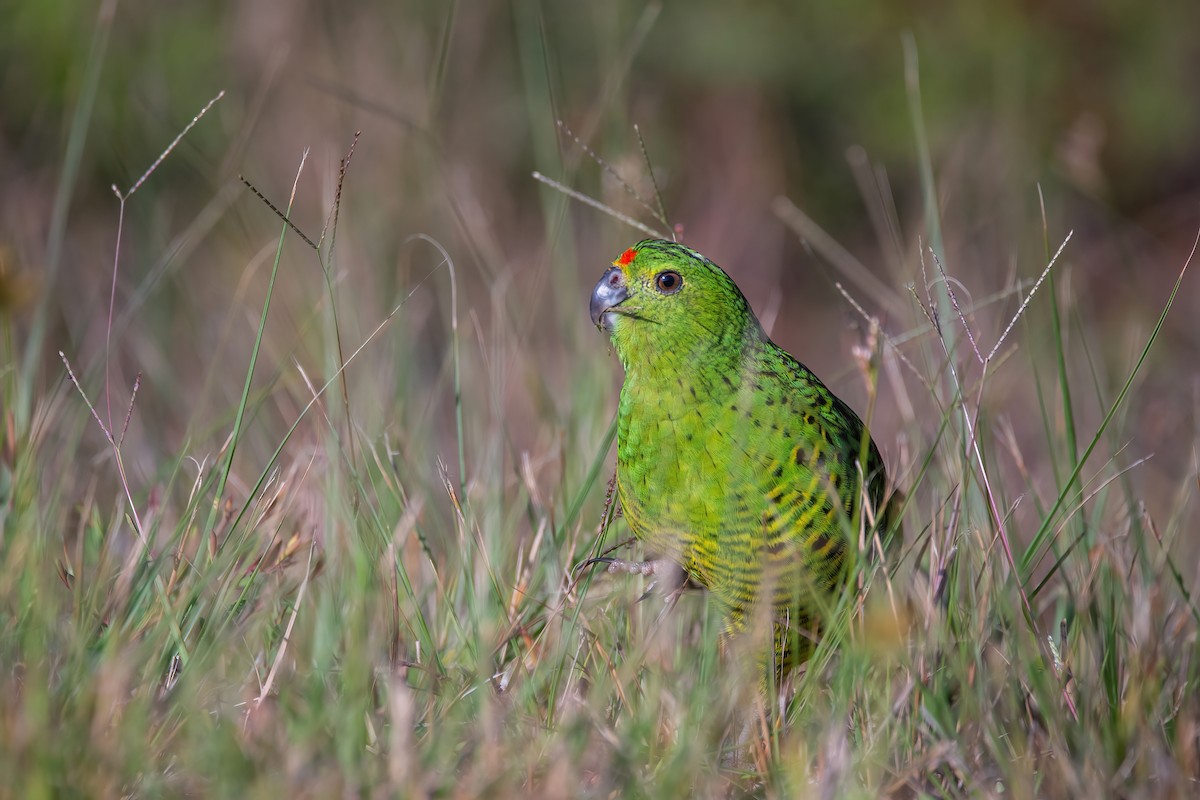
590,239,756,373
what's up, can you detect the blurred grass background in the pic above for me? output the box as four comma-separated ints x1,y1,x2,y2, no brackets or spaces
2,0,1199,797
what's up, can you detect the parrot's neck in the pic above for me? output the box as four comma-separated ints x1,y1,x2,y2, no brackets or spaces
617,322,767,423
616,316,763,392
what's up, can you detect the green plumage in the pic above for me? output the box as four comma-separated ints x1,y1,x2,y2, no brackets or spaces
590,239,890,672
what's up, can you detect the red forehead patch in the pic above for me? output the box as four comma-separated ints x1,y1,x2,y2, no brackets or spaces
615,247,636,267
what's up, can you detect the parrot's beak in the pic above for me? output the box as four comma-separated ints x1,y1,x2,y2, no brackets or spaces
590,267,628,331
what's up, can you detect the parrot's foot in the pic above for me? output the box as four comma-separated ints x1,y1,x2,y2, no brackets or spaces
579,556,665,577
577,557,693,603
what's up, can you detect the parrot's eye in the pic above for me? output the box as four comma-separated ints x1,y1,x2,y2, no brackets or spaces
654,270,682,294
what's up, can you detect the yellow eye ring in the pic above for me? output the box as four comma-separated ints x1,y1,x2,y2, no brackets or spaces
654,270,682,294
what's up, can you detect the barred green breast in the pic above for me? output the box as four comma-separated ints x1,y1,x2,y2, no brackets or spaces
590,239,890,672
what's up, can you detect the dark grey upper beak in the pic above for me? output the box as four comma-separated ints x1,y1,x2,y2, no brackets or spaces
590,267,628,330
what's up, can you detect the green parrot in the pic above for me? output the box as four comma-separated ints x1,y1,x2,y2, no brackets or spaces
589,238,893,674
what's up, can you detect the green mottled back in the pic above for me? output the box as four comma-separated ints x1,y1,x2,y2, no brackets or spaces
590,239,890,672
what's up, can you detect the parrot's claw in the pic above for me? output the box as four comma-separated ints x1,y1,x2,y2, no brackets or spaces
574,556,615,575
